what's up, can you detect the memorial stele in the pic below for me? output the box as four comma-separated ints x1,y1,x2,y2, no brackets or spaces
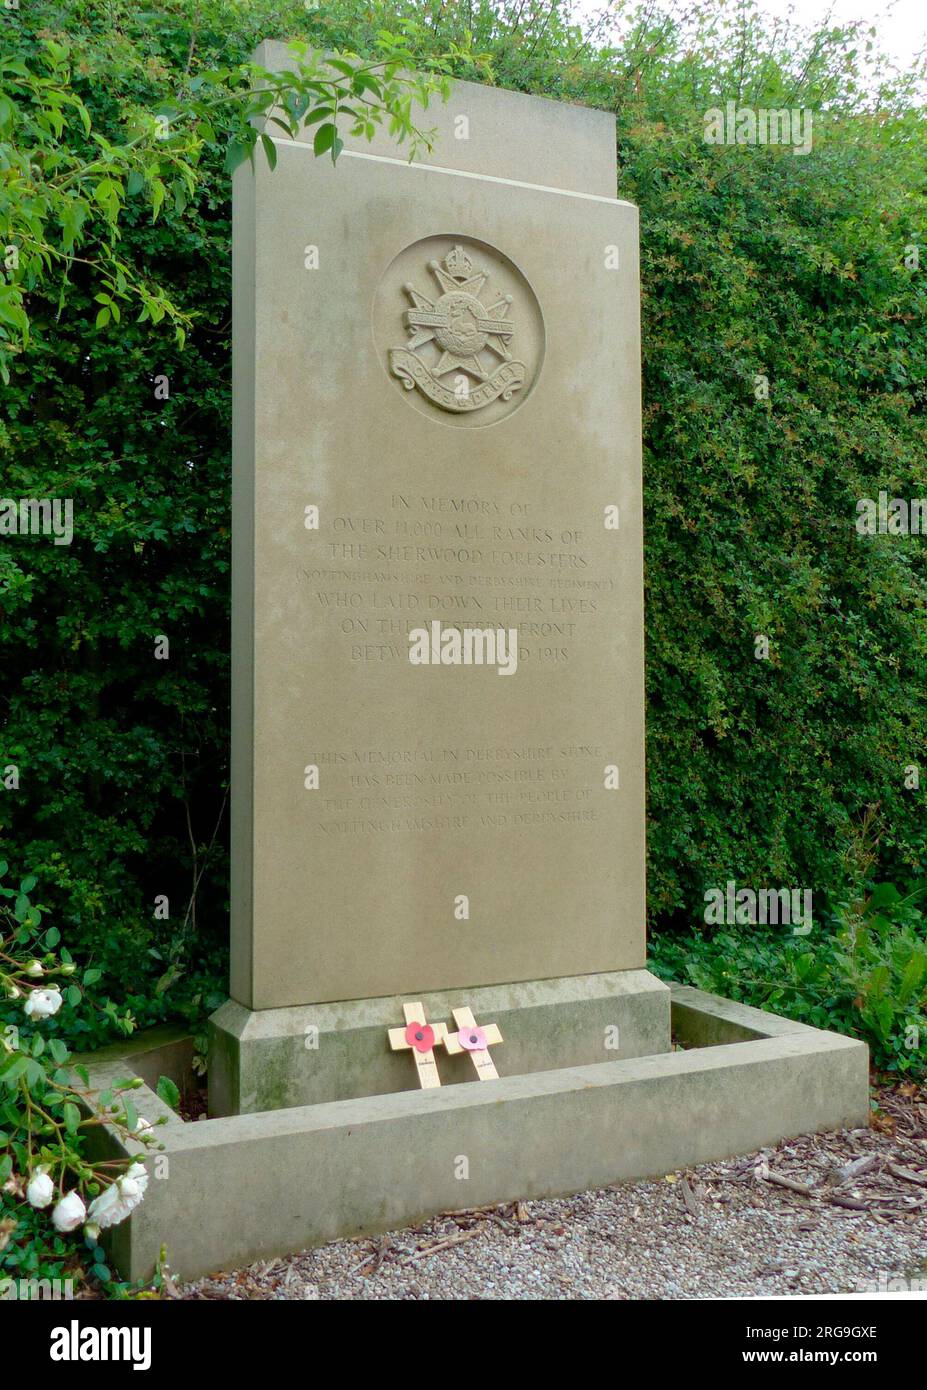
208,43,672,1115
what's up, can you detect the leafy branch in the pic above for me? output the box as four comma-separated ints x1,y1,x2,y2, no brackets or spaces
0,25,460,379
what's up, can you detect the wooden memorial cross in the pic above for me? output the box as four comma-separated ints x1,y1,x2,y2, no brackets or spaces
388,1002,447,1089
442,1005,503,1080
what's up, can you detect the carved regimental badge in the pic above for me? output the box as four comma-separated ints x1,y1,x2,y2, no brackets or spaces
389,245,529,415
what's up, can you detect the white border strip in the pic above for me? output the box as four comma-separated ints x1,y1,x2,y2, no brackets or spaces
268,134,632,208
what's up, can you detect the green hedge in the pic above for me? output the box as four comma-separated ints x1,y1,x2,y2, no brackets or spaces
1,1,925,1055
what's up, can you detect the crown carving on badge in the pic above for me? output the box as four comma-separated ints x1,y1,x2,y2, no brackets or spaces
443,245,473,280
425,244,490,298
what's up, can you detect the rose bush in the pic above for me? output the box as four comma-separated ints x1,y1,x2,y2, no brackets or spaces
1,863,165,1293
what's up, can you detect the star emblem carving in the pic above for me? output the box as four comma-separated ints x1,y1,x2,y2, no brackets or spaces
386,241,534,416
401,245,516,381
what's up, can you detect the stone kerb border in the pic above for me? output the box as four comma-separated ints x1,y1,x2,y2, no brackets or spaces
84,988,868,1282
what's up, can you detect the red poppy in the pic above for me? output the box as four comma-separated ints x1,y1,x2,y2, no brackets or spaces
404,1021,435,1052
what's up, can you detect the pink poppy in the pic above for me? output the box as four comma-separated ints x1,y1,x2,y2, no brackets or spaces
458,1025,487,1052
404,1021,435,1053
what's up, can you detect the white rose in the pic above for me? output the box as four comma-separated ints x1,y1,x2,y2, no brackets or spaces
23,988,63,1019
24,961,44,978
26,1170,55,1209
131,1115,153,1137
86,1181,121,1228
123,1162,149,1190
51,1190,87,1233
87,1163,149,1230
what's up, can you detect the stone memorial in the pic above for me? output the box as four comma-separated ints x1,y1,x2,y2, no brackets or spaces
91,47,868,1282
209,42,670,1113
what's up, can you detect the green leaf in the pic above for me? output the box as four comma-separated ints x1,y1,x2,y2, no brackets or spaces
156,1075,180,1110
59,198,88,252
898,949,927,1004
351,73,382,99
0,288,29,336
313,122,336,155
150,178,166,221
0,1055,30,1088
63,1102,81,1133
224,138,252,174
260,132,277,171
24,1059,45,1089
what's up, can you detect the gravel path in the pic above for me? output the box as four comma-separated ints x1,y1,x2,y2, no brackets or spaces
183,1084,927,1301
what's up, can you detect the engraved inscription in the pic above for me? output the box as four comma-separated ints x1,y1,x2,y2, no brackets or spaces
314,742,606,837
298,485,620,843
302,490,606,679
390,349,526,412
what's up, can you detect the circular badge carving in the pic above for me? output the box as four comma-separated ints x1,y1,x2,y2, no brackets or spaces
373,235,544,427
